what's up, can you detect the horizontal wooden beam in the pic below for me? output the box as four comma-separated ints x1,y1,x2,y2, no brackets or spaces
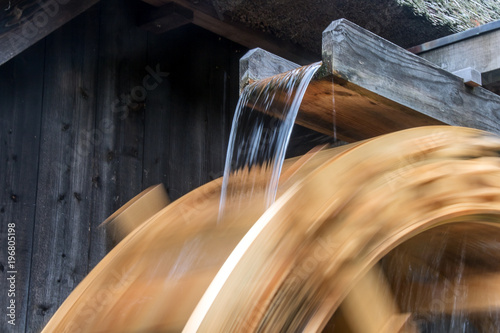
322,19,500,136
240,48,443,142
140,0,319,65
137,2,193,34
0,0,99,66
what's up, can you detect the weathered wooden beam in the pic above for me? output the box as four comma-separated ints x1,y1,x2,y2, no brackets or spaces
0,0,99,66
140,0,318,65
240,19,500,142
239,48,300,92
240,47,443,143
137,1,193,34
323,19,500,136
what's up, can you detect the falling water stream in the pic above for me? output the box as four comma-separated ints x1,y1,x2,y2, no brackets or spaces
218,62,321,220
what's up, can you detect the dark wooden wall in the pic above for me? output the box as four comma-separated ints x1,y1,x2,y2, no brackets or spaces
0,0,246,331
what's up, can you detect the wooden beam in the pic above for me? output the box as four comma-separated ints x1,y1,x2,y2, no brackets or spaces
239,48,301,92
0,0,99,66
323,19,500,136
140,0,319,65
137,2,193,34
240,46,444,143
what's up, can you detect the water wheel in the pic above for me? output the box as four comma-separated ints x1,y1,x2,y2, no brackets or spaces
43,126,500,332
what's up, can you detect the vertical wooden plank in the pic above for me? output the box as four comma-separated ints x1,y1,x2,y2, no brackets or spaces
26,6,99,331
88,0,148,269
0,41,44,333
141,29,175,193
203,32,246,187
162,26,207,200
143,25,246,201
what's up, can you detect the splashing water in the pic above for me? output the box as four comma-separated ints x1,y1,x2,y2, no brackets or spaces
219,62,321,220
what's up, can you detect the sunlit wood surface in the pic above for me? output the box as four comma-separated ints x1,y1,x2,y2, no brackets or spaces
43,126,500,332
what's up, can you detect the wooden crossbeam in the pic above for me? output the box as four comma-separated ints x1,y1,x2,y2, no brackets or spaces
0,0,99,66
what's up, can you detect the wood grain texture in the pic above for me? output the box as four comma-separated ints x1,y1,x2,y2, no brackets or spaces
26,6,99,331
242,20,500,141
88,0,148,271
239,48,300,92
0,2,247,331
0,40,44,333
241,60,445,142
0,0,99,66
322,19,500,136
416,28,500,76
143,24,245,200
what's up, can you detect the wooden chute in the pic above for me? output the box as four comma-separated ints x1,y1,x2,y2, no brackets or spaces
43,126,500,332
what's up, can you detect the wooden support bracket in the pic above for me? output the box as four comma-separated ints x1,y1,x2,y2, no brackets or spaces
240,19,500,142
137,2,193,34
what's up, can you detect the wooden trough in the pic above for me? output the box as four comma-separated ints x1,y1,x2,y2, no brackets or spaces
42,20,500,332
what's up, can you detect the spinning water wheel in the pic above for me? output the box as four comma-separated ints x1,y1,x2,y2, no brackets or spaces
43,126,500,332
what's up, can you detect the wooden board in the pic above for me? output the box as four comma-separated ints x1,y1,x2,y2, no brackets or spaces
0,2,248,330
412,25,500,95
25,6,100,331
143,24,246,200
0,40,44,333
102,184,170,248
88,0,149,271
0,0,99,66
